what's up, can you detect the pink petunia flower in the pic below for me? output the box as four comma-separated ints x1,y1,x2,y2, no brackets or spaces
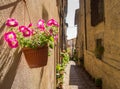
37,19,45,31
31,29,36,35
54,34,58,41
28,28,34,35
22,28,32,37
28,23,32,28
49,29,53,35
4,31,16,41
47,19,53,26
6,18,18,27
53,20,59,27
7,39,18,48
47,19,59,27
19,26,27,32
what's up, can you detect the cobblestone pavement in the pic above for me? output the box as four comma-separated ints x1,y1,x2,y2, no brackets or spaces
63,61,96,89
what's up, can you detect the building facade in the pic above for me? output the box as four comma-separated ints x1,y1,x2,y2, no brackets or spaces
76,0,120,89
56,0,68,63
57,0,68,51
67,38,76,58
75,8,84,60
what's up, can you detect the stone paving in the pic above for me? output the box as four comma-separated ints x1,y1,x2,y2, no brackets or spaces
63,61,96,89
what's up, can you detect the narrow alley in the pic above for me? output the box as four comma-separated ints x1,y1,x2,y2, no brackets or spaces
63,61,96,89
0,0,120,89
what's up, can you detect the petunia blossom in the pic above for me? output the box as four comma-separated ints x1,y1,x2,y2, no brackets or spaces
22,28,32,37
7,39,18,48
53,20,59,27
28,28,34,35
6,18,18,27
37,19,45,31
4,31,16,41
47,19,59,27
28,23,32,28
49,29,53,36
19,26,27,32
47,19,53,26
54,34,58,41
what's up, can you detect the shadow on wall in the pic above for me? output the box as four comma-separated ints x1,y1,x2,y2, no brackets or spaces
0,49,22,89
0,0,21,32
39,67,44,88
0,0,22,89
0,0,21,10
42,5,48,22
0,0,22,45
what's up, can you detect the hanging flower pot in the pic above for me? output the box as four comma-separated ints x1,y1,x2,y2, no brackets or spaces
22,46,48,68
3,18,59,68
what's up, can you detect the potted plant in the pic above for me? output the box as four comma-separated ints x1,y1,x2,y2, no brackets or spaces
95,78,102,89
4,18,59,68
56,64,65,89
61,50,69,66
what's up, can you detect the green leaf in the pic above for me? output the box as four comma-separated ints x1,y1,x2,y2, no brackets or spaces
49,36,54,42
49,42,54,49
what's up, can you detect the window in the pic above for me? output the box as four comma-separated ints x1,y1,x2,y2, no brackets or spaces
91,0,104,26
95,39,104,59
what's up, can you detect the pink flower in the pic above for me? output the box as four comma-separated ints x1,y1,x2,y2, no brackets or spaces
28,28,34,35
49,29,53,35
47,19,59,27
22,28,32,37
32,29,36,35
19,26,27,32
19,25,33,36
28,23,32,28
6,18,18,27
37,19,45,31
4,31,16,41
54,34,58,41
7,39,18,48
53,21,59,27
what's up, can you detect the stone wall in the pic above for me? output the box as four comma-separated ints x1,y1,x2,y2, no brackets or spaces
76,0,120,89
75,0,84,59
67,38,76,57
0,0,59,89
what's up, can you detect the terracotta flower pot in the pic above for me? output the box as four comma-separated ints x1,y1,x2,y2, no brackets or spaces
22,46,48,68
